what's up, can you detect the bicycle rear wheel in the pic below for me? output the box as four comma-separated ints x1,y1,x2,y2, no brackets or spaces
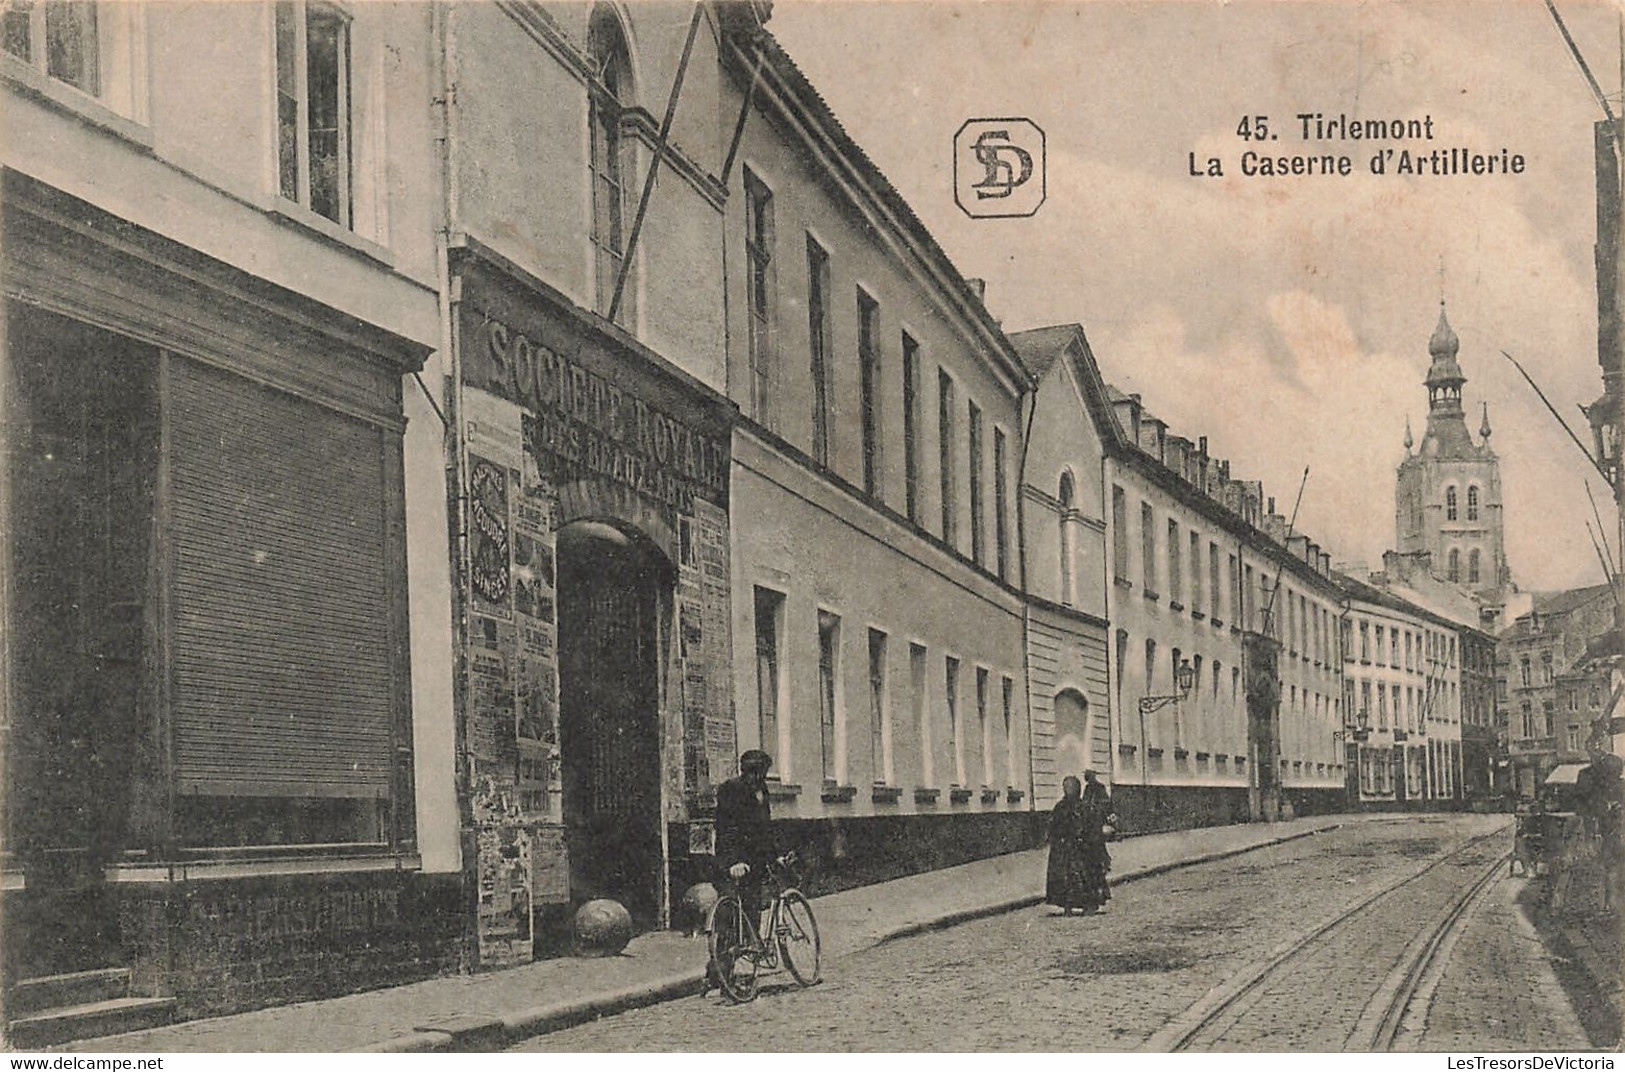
776,889,821,987
707,896,761,1002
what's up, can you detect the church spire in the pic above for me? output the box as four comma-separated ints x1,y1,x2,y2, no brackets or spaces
1403,416,1414,453
1425,301,1466,415
1479,401,1492,442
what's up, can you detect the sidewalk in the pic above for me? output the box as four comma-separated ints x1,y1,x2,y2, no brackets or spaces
58,813,1370,1053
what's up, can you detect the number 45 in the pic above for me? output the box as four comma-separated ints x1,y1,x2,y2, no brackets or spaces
1236,115,1270,141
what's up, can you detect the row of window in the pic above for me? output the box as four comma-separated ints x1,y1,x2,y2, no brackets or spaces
1352,620,1456,672
1516,650,1556,688
1350,675,1457,733
1108,486,1344,665
753,587,1019,793
6,1,354,230
743,173,1012,580
1110,628,1338,766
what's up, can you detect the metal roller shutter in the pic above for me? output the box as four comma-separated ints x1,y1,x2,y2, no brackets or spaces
169,357,394,799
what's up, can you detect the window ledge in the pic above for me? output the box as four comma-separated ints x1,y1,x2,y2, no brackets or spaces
821,783,857,804
1113,575,1134,590
1191,610,1206,621
269,200,397,269
1195,751,1211,761
1173,748,1190,760
766,780,802,800
871,785,904,805
1118,743,1137,755
948,786,973,804
1146,747,1165,759
1169,600,1185,613
1006,787,1025,804
1142,589,1161,603
1235,758,1247,767
2,55,154,151
913,787,942,804
1210,618,1224,629
980,787,1000,804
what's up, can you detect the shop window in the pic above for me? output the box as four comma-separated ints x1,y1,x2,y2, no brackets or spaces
807,236,831,466
589,10,635,323
276,1,352,228
754,588,785,771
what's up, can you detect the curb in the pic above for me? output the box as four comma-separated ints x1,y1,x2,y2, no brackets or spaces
360,821,1341,1053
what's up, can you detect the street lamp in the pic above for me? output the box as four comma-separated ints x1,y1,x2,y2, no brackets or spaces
1136,657,1196,821
1333,706,1371,742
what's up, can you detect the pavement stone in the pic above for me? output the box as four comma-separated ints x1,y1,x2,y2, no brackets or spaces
49,813,1373,1053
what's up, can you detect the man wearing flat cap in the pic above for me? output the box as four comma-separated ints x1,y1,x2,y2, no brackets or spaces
715,749,777,921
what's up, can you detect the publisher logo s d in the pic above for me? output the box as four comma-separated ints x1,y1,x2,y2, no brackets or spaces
955,118,1045,218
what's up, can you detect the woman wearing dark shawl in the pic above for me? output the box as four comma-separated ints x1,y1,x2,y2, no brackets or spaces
1046,775,1105,915
1077,769,1114,910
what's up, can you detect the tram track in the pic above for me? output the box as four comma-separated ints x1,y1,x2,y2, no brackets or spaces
1143,820,1512,1052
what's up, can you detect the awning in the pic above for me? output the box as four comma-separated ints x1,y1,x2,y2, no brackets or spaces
1544,763,1588,786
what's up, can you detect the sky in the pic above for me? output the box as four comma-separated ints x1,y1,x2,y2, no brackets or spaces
769,0,1621,594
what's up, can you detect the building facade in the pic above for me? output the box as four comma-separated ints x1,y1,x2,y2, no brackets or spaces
437,1,746,965
1336,575,1465,809
719,31,1039,888
1501,585,1615,798
1009,326,1116,807
1098,388,1346,830
2,1,458,1018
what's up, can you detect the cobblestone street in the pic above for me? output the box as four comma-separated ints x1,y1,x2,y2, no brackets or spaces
516,816,1599,1052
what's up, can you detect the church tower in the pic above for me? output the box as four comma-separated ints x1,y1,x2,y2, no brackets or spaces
1394,303,1512,607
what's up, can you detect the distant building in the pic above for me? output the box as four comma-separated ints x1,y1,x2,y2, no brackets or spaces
1394,304,1514,628
1097,387,1346,828
1500,585,1616,797
1335,572,1467,809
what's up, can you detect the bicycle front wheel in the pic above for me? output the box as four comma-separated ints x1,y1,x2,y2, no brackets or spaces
707,895,761,1002
776,889,821,987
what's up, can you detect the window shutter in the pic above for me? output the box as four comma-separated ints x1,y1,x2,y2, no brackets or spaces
168,357,395,799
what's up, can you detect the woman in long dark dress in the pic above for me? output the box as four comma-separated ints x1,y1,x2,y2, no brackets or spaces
1046,775,1092,915
1077,769,1114,911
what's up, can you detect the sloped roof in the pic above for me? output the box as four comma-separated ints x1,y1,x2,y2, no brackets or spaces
1530,584,1614,618
1009,324,1081,380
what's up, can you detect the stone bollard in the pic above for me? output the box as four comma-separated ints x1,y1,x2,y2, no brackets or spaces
573,898,634,956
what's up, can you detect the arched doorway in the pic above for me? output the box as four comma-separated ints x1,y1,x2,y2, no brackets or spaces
1053,689,1094,784
556,520,670,926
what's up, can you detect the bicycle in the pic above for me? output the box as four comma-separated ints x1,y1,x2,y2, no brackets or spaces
706,852,821,1003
